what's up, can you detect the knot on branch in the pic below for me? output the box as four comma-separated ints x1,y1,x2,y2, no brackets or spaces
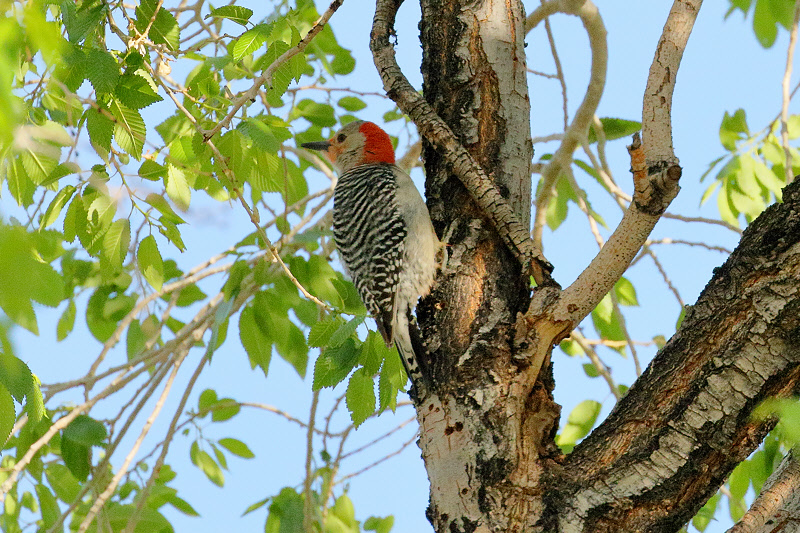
628,133,681,215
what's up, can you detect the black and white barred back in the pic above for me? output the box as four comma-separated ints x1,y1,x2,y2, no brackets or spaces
332,163,406,344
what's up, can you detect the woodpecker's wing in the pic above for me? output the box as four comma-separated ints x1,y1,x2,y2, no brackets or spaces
332,164,405,346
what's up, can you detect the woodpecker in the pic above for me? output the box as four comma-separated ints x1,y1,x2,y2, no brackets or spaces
302,120,443,394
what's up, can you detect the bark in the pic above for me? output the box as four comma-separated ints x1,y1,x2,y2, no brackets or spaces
551,180,800,531
372,0,800,531
729,450,800,533
416,0,562,531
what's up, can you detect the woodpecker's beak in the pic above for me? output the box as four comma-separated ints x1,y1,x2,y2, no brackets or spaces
300,140,332,153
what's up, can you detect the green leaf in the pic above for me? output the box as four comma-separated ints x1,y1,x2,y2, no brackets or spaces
332,493,356,527
20,149,59,185
211,398,240,422
45,463,81,502
338,96,367,112
86,107,114,156
587,117,641,143
582,363,600,378
102,219,131,273
208,6,253,27
61,0,106,44
591,294,625,343
63,414,107,446
292,99,337,128
360,332,392,376
135,0,180,51
85,49,119,94
165,164,191,211
613,277,638,306
115,72,162,109
218,437,255,459
36,485,60,529
308,316,345,348
0,225,65,333
41,185,76,229
265,487,303,532
109,99,145,160
195,449,225,486
25,375,45,425
61,437,91,481
139,160,166,181
127,318,146,359
0,352,34,402
239,306,272,378
328,316,365,347
753,0,781,47
347,368,376,428
313,338,358,390
57,300,77,341
198,389,217,415
232,23,272,61
692,493,720,532
145,193,185,224
556,400,602,453
379,346,406,412
720,109,749,151
98,503,173,533
0,382,15,447
138,235,164,291
364,515,394,533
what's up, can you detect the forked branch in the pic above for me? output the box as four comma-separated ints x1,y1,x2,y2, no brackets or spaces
370,0,554,286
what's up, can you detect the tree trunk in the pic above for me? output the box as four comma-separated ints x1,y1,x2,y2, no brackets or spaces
417,0,561,531
408,0,800,532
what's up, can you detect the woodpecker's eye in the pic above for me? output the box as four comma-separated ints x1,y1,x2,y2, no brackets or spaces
337,133,347,143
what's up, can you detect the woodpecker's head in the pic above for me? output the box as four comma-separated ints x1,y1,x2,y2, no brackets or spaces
301,120,395,173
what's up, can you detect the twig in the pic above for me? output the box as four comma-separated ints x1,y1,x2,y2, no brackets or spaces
202,0,345,140
77,350,188,533
303,391,320,532
337,432,418,483
528,0,608,250
570,331,621,400
780,0,800,184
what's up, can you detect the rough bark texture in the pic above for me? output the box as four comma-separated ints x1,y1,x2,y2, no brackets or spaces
417,0,561,531
548,180,800,532
402,0,800,531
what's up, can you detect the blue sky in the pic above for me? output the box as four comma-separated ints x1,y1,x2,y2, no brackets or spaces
4,1,795,532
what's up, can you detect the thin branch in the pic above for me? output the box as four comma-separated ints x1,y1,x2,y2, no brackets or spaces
642,0,702,166
571,331,621,400
780,0,800,184
545,0,701,332
528,0,608,250
77,350,188,533
303,391,320,532
203,0,345,140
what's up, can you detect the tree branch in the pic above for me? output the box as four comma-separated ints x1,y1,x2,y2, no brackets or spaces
202,0,345,140
729,450,800,533
552,178,800,532
370,0,553,285
531,0,701,349
527,0,608,250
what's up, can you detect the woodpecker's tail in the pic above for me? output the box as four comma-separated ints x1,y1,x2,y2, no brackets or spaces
394,310,428,400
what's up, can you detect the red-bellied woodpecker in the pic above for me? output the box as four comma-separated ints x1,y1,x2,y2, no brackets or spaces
302,120,443,394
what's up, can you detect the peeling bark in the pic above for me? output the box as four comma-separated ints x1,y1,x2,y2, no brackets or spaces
370,0,800,531
417,1,562,531
552,181,800,532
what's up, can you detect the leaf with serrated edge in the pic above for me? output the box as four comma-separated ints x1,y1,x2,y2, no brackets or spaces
346,368,376,428
165,164,191,211
138,235,164,290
